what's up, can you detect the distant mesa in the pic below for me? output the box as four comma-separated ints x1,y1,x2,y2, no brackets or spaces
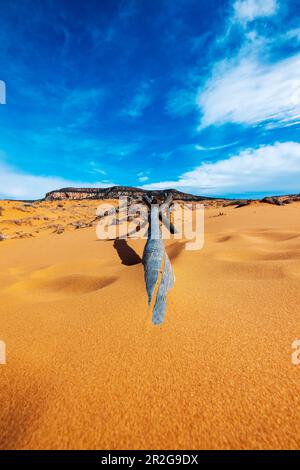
44,186,212,202
44,186,300,205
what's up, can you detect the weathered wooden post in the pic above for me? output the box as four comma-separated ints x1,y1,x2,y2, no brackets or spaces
142,195,175,325
99,193,176,325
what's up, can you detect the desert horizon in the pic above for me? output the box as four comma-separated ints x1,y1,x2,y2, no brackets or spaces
2,184,300,203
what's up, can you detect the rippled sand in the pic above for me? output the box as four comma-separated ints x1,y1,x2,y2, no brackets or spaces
0,201,300,449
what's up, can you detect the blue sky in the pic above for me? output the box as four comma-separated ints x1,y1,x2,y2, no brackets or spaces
0,0,300,199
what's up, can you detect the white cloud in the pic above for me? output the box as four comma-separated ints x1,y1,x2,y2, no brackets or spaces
143,142,300,196
0,161,111,200
233,0,278,24
197,52,300,128
195,141,239,151
137,170,150,182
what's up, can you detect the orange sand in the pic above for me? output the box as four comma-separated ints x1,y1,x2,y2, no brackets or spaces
0,201,300,449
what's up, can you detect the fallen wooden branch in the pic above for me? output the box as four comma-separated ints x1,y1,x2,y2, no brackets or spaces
142,196,175,325
99,195,176,325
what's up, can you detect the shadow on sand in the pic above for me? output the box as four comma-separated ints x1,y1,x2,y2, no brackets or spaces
113,239,142,266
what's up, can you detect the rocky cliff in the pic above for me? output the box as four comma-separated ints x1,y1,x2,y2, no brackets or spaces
45,186,211,202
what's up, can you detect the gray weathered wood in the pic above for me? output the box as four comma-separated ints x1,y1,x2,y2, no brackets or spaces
100,194,176,325
142,196,175,325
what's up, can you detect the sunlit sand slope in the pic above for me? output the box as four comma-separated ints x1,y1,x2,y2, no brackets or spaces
0,202,300,449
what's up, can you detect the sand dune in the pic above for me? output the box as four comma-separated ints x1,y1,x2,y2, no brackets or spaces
0,201,300,449
9,273,118,298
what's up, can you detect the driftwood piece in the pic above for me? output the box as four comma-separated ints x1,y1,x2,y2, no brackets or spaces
99,195,176,324
142,199,175,325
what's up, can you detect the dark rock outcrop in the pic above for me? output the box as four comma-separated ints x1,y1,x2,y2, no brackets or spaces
261,197,283,206
223,200,243,207
235,201,251,208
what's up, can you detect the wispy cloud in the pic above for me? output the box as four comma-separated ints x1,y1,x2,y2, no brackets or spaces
197,51,300,129
162,1,290,132
122,82,152,118
165,88,196,117
137,170,150,182
62,88,104,111
88,0,138,48
195,0,300,132
233,0,278,24
285,28,300,42
143,142,300,196
195,141,240,151
88,161,107,175
61,87,105,129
